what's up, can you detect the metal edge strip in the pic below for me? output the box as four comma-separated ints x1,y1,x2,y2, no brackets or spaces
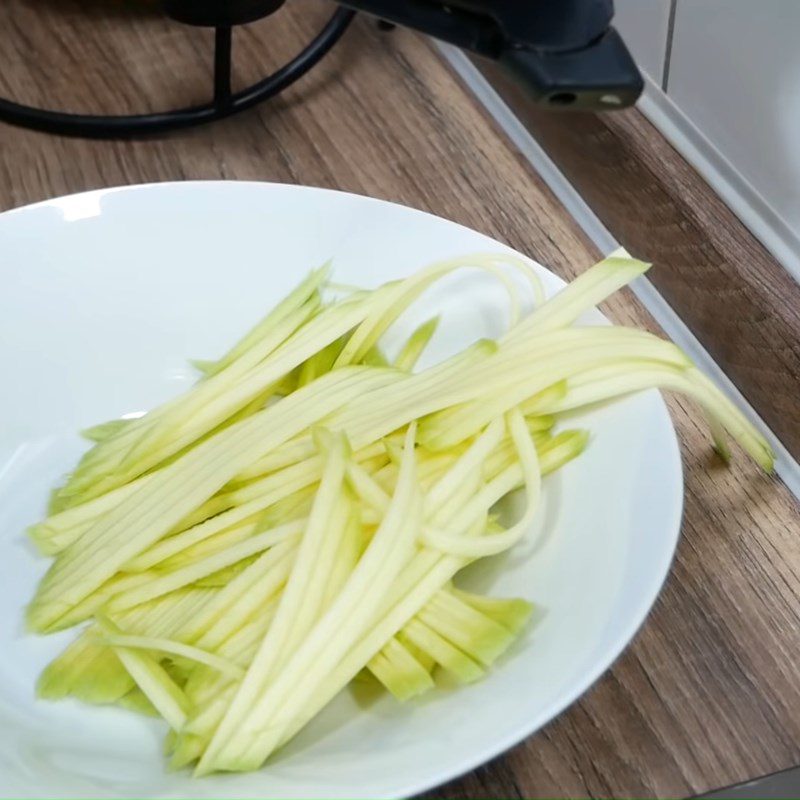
436,44,800,501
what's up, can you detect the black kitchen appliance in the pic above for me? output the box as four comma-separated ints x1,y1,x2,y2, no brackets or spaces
0,0,643,138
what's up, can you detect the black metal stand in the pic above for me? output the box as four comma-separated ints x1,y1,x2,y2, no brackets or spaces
0,5,355,139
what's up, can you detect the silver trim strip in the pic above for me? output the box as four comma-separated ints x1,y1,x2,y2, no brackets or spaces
438,44,800,500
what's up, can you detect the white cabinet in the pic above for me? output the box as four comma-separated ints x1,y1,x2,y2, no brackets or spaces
667,0,800,250
613,0,673,85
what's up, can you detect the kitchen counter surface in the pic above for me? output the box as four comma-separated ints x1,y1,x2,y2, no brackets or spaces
1,2,799,797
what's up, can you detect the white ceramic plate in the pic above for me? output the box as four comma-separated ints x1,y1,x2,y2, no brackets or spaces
0,182,683,799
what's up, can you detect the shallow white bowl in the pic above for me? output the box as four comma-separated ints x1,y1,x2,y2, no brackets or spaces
0,182,683,799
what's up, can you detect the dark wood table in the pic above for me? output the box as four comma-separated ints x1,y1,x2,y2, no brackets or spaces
2,2,799,796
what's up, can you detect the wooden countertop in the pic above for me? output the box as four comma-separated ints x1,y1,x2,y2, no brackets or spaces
2,2,799,797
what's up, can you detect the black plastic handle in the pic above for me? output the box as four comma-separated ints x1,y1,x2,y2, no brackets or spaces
501,28,644,110
336,0,643,110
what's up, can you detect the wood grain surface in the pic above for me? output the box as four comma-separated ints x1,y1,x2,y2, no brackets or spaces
1,2,799,797
472,60,800,463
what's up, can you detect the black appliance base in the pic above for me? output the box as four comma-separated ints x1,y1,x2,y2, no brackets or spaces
0,6,355,139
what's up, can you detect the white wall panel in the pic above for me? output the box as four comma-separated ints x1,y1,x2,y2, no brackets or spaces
669,1,800,254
